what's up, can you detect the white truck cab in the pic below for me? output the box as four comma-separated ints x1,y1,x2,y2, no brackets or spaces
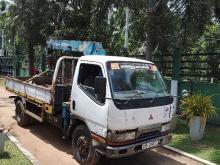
70,55,173,163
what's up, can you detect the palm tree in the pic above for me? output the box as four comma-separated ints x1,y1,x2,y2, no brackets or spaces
169,0,214,51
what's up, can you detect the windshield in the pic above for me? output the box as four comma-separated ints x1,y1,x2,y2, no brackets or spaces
107,62,168,100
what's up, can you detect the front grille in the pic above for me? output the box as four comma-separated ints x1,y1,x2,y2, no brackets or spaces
137,130,161,140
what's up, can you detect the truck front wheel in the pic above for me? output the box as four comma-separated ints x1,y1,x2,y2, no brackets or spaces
15,100,30,126
72,125,100,165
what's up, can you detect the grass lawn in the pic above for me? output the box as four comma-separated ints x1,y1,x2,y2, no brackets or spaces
0,140,31,165
169,118,220,164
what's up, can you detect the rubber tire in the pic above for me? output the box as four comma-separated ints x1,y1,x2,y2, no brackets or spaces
15,100,30,126
72,125,100,165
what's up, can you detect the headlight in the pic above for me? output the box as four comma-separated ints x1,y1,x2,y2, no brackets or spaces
161,123,171,133
108,131,136,142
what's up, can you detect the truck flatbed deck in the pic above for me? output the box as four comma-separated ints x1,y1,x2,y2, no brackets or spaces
5,76,52,104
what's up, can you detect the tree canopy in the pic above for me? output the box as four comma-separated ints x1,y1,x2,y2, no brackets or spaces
0,0,219,74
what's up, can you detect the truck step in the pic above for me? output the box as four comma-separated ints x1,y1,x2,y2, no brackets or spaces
25,110,43,122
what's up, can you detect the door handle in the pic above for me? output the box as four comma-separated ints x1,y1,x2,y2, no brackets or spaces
72,100,75,110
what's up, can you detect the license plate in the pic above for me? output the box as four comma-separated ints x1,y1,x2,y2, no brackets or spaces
142,140,159,150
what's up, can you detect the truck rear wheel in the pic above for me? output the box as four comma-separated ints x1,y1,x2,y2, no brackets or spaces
15,100,30,126
72,125,100,165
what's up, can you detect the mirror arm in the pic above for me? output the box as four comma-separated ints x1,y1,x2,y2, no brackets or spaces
172,95,182,98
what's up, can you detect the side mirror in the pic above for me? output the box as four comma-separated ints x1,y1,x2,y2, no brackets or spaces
94,76,106,97
181,89,189,97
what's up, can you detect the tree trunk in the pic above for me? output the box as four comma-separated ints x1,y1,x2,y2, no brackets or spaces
28,42,35,76
143,41,153,61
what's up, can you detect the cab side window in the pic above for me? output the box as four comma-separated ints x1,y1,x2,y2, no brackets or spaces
78,63,104,103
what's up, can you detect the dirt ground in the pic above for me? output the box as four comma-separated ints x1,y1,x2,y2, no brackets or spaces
0,87,205,165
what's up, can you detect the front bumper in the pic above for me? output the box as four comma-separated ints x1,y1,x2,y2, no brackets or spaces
105,134,172,158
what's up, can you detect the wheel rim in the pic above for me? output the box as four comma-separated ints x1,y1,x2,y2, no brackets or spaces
76,136,90,159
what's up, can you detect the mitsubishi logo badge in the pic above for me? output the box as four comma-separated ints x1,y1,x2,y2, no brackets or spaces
149,114,153,120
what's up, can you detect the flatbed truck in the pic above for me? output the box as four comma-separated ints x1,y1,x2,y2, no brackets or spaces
5,55,174,165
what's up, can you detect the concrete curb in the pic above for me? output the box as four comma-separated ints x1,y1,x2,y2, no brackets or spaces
164,145,217,165
6,131,40,165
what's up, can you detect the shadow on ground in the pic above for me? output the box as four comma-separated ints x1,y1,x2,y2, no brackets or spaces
0,151,11,159
10,119,185,165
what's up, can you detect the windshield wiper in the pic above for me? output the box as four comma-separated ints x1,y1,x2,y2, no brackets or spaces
116,88,166,105
123,88,156,105
123,91,146,105
150,89,166,103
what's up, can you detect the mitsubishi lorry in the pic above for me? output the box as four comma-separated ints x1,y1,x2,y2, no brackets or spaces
5,41,174,165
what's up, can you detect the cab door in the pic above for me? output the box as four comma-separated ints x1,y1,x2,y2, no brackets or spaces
71,61,109,137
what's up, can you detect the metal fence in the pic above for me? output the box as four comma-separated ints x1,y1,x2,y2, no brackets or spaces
0,56,14,76
151,52,220,83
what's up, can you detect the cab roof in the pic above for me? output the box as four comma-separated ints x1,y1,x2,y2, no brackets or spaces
79,55,153,64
